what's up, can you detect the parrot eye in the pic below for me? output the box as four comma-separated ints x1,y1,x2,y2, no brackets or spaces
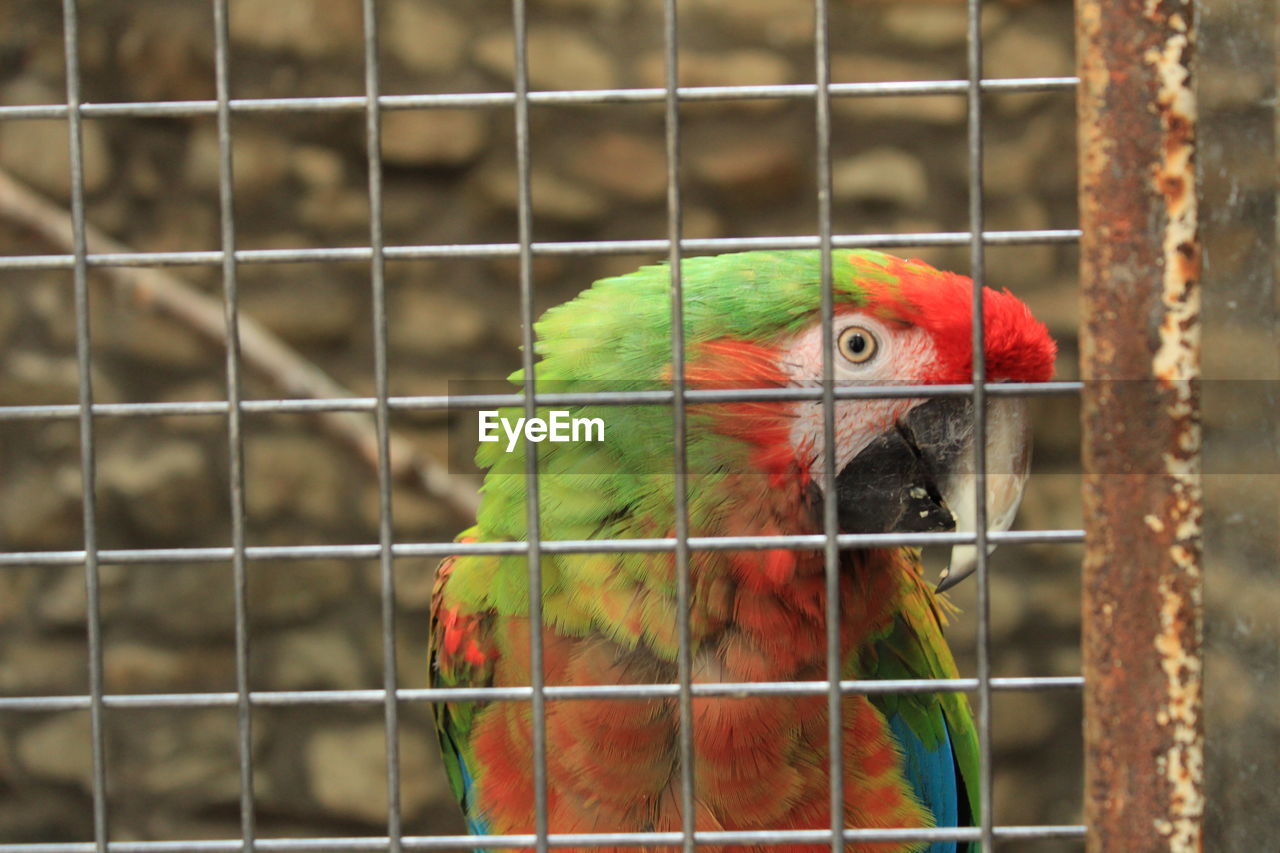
837,325,878,364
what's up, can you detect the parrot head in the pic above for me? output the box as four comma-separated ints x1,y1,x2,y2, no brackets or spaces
523,249,1057,590
768,256,1056,590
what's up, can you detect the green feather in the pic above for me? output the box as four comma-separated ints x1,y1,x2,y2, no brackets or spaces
867,550,981,831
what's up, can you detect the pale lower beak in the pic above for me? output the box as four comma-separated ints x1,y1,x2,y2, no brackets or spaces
934,397,1034,593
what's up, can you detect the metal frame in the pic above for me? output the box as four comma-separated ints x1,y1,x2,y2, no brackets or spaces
0,0,1204,849
1077,0,1205,849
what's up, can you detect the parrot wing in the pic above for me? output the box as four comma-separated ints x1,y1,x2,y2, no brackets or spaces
868,554,980,853
429,535,497,835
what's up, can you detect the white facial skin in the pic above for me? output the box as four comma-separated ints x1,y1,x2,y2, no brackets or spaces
777,313,1033,585
777,313,940,480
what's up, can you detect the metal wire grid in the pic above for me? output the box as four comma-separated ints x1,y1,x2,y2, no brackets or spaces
0,0,1090,850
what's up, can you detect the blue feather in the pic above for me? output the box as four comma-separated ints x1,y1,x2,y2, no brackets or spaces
452,749,492,840
888,710,960,853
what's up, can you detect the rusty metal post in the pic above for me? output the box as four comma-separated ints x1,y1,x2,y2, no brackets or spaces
1076,0,1204,850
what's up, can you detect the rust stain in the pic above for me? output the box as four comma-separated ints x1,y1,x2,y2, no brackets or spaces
1076,0,1204,849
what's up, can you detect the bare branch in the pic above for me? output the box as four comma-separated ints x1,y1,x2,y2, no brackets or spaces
0,167,480,520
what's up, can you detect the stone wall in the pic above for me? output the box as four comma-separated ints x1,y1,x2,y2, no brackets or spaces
0,0,1271,848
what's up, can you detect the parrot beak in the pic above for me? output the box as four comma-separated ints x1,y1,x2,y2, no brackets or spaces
926,396,1034,593
830,396,1033,593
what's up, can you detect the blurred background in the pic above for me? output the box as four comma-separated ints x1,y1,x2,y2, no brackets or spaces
0,0,1273,849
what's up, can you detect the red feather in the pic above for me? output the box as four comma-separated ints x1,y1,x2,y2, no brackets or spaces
858,255,1057,383
684,339,806,485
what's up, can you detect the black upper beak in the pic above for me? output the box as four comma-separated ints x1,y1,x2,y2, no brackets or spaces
826,401,963,536
812,395,1033,593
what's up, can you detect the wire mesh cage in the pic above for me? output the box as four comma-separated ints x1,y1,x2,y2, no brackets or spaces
4,0,1271,850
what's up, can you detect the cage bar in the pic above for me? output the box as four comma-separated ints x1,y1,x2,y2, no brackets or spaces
810,0,845,847
0,77,1078,123
963,0,997,846
0,529,1085,571
1077,0,1205,849
58,0,109,850
657,2,697,852
0,676,1086,715
356,0,406,848
0,381,1084,424
0,229,1082,272
0,383,1084,430
0,823,1089,853
508,4,551,853
209,0,258,850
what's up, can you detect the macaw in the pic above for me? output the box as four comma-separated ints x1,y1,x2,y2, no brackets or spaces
430,250,1056,853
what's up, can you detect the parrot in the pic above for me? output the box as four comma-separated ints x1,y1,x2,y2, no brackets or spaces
429,250,1056,853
